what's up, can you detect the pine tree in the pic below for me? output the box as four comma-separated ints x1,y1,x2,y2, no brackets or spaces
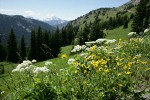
89,17,105,41
20,35,26,61
0,35,2,61
36,27,45,61
132,0,150,33
7,29,18,63
28,30,36,60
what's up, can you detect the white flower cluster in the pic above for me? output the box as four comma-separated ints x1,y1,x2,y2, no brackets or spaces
95,39,107,44
67,58,75,65
105,39,116,44
128,32,137,38
45,61,53,66
33,66,50,73
32,59,37,63
12,60,33,72
144,28,149,33
71,45,86,53
12,60,50,74
85,39,116,46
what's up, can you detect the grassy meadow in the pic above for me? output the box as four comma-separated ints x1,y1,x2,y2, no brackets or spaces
0,28,150,99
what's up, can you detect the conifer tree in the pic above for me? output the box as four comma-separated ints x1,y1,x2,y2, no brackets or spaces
20,35,26,61
7,29,18,63
132,0,150,33
89,17,105,41
28,30,36,60
0,35,2,61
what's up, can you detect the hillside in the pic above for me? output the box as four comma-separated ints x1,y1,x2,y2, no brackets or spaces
0,14,55,46
69,1,136,29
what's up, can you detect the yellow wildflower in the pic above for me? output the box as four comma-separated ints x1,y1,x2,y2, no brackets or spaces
145,68,150,71
118,84,123,87
117,73,122,76
123,65,128,69
73,61,80,66
61,54,67,59
90,45,97,51
141,61,147,65
83,80,87,84
104,69,109,73
84,70,87,73
117,62,122,66
74,70,78,74
125,71,132,75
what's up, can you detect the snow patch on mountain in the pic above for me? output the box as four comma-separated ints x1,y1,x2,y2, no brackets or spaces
43,16,68,26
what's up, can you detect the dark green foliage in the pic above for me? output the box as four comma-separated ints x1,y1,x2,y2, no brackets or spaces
0,35,7,61
28,30,36,60
0,64,4,74
89,17,105,41
6,29,18,63
23,83,57,100
79,23,90,45
132,0,150,33
20,35,26,61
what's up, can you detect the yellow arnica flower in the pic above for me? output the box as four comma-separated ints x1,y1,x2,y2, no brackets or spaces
104,69,109,73
74,70,78,74
118,84,123,87
83,80,87,84
117,73,122,76
90,45,97,51
61,54,67,59
125,71,132,75
145,68,150,71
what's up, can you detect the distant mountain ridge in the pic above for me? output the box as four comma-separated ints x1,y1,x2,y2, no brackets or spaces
43,16,69,28
0,14,55,46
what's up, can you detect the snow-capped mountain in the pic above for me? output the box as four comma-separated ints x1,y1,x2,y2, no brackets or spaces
43,16,69,27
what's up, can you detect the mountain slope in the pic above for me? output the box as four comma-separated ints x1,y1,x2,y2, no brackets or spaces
68,1,136,29
0,14,55,46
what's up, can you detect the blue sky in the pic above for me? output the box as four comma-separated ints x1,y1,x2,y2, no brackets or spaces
0,0,130,20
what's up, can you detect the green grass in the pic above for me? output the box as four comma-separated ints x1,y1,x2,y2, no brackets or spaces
106,21,132,40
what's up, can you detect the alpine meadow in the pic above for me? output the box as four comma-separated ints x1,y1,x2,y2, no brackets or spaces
0,0,150,99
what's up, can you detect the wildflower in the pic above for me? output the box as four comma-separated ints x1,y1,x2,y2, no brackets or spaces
105,39,116,44
33,66,50,74
104,69,109,73
144,29,149,33
141,61,147,65
73,61,80,66
83,80,87,84
84,70,87,73
123,65,128,69
45,61,53,66
1,91,5,94
32,59,37,63
117,62,122,66
117,73,122,76
67,58,75,65
125,71,132,75
95,39,106,44
61,54,67,59
90,45,97,51
74,70,78,74
145,68,150,71
118,84,123,87
128,32,137,38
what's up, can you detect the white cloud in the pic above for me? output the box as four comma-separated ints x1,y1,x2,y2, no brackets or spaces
0,9,14,12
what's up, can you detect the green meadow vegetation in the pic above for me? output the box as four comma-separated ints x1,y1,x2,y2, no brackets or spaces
0,0,150,99
0,30,150,99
